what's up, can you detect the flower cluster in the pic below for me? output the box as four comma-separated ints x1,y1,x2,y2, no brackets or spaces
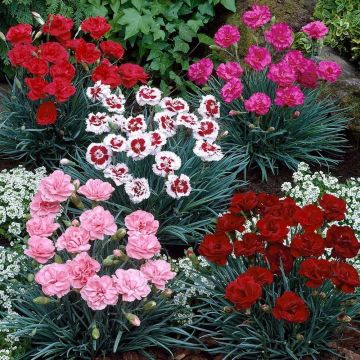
83,84,224,203
24,170,175,315
188,5,341,108
5,15,148,126
198,191,360,322
0,166,46,243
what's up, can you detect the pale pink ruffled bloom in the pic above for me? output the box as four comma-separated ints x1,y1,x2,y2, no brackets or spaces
216,62,243,81
267,61,296,87
242,5,271,29
140,260,176,290
113,269,151,301
124,210,159,236
214,25,240,48
126,234,161,260
30,192,61,218
244,45,272,71
77,179,115,201
188,58,213,85
220,78,243,103
35,263,71,298
56,226,91,253
26,216,60,237
275,86,305,107
79,206,117,240
80,275,118,310
317,61,342,82
302,21,328,39
38,170,75,202
244,93,272,116
24,236,55,264
67,252,101,289
265,23,294,51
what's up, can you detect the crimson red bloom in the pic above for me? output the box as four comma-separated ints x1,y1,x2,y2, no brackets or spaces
6,24,32,44
46,79,76,103
198,233,233,266
50,61,75,81
273,291,310,323
246,266,273,286
225,275,262,310
118,63,149,88
265,243,294,274
326,225,359,259
65,38,85,51
290,233,325,258
92,60,122,88
23,58,48,76
234,233,264,257
318,194,346,222
42,15,74,40
81,16,111,39
256,193,280,214
295,204,324,233
36,101,57,126
75,41,101,64
25,77,48,101
229,191,258,213
216,213,245,233
8,44,37,66
100,40,125,59
257,215,288,243
331,261,360,293
298,258,331,288
39,42,69,64
280,197,301,226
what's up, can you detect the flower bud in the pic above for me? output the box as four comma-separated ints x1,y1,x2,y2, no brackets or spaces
54,254,63,264
209,45,221,50
201,86,211,92
21,125,26,131
14,77,22,90
33,296,51,305
248,123,255,129
102,256,115,266
346,299,357,306
125,313,141,326
293,110,301,118
92,327,100,340
318,292,326,300
337,314,352,323
113,249,122,257
223,306,234,314
111,228,127,241
267,127,275,132
220,130,229,137
161,288,173,298
27,274,34,282
60,158,75,166
229,110,241,116
24,213,32,220
0,32,6,42
72,219,80,227
186,247,200,269
245,308,251,316
32,11,45,25
296,334,304,341
143,301,157,311
63,220,72,228
73,179,80,189
70,194,85,210
34,31,43,41
260,304,271,313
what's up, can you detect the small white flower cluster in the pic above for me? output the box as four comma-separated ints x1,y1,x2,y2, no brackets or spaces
0,246,29,360
0,166,46,242
84,83,224,204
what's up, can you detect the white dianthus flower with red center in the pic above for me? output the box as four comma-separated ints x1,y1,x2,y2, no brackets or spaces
198,95,221,119
149,130,167,155
136,85,162,106
165,174,191,199
103,134,127,152
193,119,219,142
86,81,111,102
125,177,151,203
152,151,182,177
85,112,110,134
193,140,224,161
176,112,199,129
102,93,126,114
160,97,189,115
154,111,177,137
123,115,147,134
86,143,112,169
104,163,132,186
126,133,152,160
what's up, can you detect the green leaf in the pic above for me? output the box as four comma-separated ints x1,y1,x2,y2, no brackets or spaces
198,33,214,46
118,8,142,39
179,23,195,42
173,37,190,53
131,0,144,11
220,0,236,12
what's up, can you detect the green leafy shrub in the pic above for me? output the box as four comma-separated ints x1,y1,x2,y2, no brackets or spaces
314,0,360,66
82,0,236,91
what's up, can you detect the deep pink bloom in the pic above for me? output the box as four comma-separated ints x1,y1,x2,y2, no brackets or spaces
26,216,60,237
317,61,342,82
38,170,74,202
275,86,305,107
297,59,318,88
302,21,328,39
124,210,159,236
265,23,294,51
283,50,306,73
244,93,272,116
267,61,297,87
214,25,240,48
79,206,117,240
113,269,151,301
67,252,101,289
80,275,118,310
216,62,244,81
24,236,55,264
77,179,114,201
244,45,272,71
56,226,91,253
242,5,271,29
126,234,161,260
30,192,61,218
35,263,71,298
220,78,243,103
188,58,213,85
140,260,176,290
